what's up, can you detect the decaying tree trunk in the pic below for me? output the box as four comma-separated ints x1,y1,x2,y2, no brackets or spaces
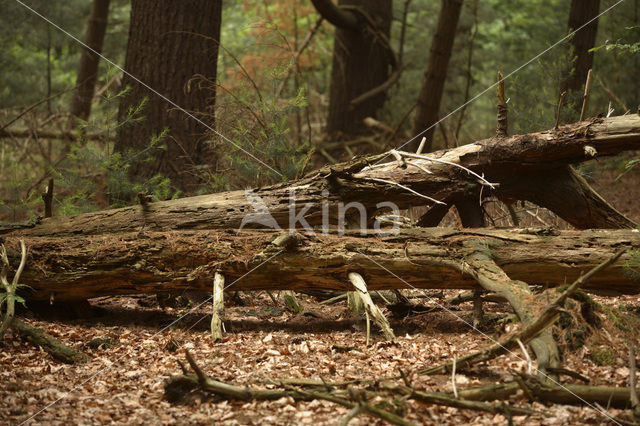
3,115,639,238
3,228,638,301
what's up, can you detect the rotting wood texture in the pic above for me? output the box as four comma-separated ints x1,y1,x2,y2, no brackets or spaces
3,228,638,301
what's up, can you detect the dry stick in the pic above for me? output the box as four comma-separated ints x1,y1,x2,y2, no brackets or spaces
182,350,294,401
506,203,520,226
274,16,324,99
41,178,54,218
0,240,27,340
350,64,408,107
397,0,411,65
416,136,426,155
181,351,414,425
420,249,626,375
295,147,316,179
296,387,416,426
580,69,593,122
496,71,508,137
0,85,77,133
545,367,589,383
364,310,371,346
472,288,484,328
393,151,497,188
630,345,640,418
365,177,445,205
270,375,539,417
282,290,303,314
318,148,337,164
348,272,395,341
319,292,347,305
517,338,533,375
555,91,567,129
340,405,362,426
455,0,479,141
10,317,88,364
211,272,225,341
0,127,106,141
384,103,417,148
451,355,458,398
595,73,629,112
387,384,538,417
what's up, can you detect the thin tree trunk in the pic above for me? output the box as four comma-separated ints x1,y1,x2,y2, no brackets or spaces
411,0,464,152
561,0,601,118
313,0,393,138
69,0,111,124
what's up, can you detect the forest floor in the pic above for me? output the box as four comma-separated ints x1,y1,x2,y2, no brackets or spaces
2,291,640,425
1,154,640,425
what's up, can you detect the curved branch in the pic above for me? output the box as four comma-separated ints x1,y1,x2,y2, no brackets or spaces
350,64,407,107
311,0,359,29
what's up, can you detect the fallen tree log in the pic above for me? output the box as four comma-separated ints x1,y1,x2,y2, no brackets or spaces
2,228,638,301
421,249,625,375
9,317,88,364
451,379,639,409
2,116,639,238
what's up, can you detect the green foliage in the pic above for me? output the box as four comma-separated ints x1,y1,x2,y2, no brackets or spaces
589,345,616,366
623,249,640,281
53,82,176,214
213,70,311,189
85,337,119,350
0,284,30,310
592,25,640,54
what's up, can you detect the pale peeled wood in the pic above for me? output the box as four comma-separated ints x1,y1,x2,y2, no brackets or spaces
348,272,395,341
210,272,225,341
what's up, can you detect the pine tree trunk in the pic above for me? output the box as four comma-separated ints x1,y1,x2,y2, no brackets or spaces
411,0,464,152
315,0,393,138
69,0,111,123
561,0,600,117
115,0,222,194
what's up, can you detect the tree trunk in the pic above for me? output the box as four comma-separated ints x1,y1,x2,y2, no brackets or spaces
411,0,464,152
69,0,111,124
4,115,638,238
3,228,638,301
561,0,600,118
313,0,393,138
115,0,222,194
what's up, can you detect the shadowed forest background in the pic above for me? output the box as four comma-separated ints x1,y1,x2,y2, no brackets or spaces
1,0,639,222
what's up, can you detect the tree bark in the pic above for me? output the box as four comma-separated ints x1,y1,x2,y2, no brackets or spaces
4,115,638,238
2,228,638,301
313,0,394,138
115,0,222,194
69,0,111,123
411,0,464,152
561,0,601,117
